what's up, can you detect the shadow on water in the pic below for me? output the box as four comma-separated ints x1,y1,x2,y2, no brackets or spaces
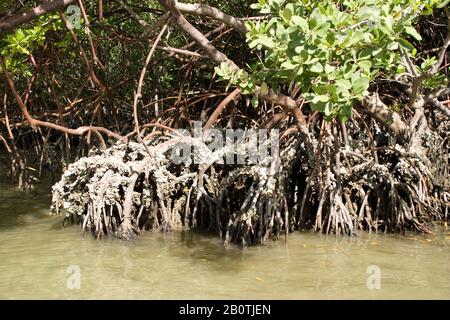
0,180,53,231
162,231,249,272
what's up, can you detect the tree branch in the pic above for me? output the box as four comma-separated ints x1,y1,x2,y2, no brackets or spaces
362,93,407,135
409,8,450,106
426,98,450,118
0,0,76,34
203,88,241,130
426,87,450,100
133,22,170,139
176,2,247,35
158,0,237,67
157,0,306,126
116,0,169,36
0,56,125,142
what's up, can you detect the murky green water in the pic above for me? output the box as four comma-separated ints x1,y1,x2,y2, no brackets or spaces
0,180,449,299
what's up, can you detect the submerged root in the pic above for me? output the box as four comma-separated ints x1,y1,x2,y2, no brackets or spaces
51,139,197,239
51,116,449,245
289,117,447,235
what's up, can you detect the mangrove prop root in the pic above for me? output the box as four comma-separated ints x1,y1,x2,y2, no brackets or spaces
51,117,449,244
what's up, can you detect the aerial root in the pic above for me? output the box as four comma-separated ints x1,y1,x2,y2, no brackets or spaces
51,116,448,245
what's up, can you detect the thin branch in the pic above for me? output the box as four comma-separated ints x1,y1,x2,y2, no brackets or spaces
426,87,450,100
0,56,125,142
203,88,241,131
77,0,105,70
176,2,247,35
0,0,76,33
133,22,170,139
59,12,107,91
427,98,450,118
116,0,169,36
158,0,237,67
157,0,305,123
157,44,205,57
409,8,450,106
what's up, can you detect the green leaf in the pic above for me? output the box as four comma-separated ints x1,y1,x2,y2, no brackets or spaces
280,4,293,23
248,39,260,49
323,102,332,116
312,94,330,104
404,26,422,41
352,77,370,95
214,66,223,77
383,16,394,33
17,46,30,55
436,0,450,9
258,36,275,48
358,48,372,60
339,103,352,122
310,63,323,73
251,96,259,108
399,38,415,51
291,16,309,32
15,29,25,41
324,64,335,74
336,79,352,92
326,32,336,46
396,65,406,75
260,82,269,95
281,60,297,70
358,60,372,73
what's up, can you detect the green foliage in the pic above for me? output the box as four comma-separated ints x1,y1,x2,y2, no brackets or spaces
418,56,449,89
217,0,449,121
0,14,64,77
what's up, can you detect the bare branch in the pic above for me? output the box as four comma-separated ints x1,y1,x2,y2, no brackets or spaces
362,93,407,135
409,8,450,106
158,0,237,67
157,44,205,57
203,88,241,130
426,87,450,100
133,22,170,139
157,0,306,125
426,98,450,118
0,56,125,142
176,2,247,35
116,0,169,36
0,0,76,34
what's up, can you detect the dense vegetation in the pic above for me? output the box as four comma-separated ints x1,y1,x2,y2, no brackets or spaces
0,0,449,245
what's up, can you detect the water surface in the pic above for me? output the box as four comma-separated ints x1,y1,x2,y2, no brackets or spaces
0,181,449,299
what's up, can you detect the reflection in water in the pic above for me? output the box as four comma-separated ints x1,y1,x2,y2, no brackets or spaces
0,181,449,299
